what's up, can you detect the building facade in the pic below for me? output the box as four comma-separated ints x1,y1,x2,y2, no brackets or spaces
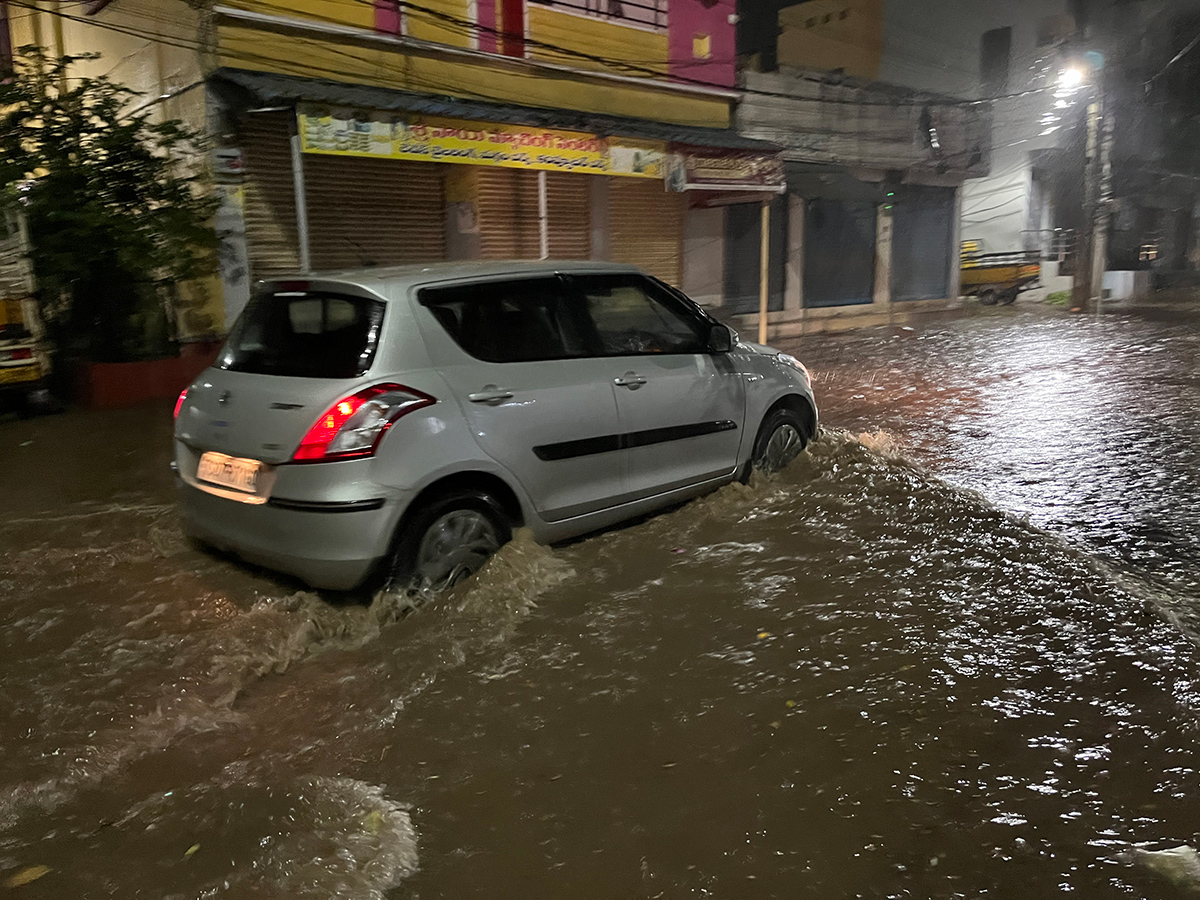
730,0,991,335
880,0,1079,279
6,0,780,334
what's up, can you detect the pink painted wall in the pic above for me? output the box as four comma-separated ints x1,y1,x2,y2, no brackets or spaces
669,0,737,89
477,0,499,53
374,0,401,35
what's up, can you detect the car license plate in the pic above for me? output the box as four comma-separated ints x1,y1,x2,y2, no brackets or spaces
0,365,39,386
197,452,263,494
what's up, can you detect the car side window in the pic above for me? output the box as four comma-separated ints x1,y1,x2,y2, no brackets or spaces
419,278,586,363
569,274,706,356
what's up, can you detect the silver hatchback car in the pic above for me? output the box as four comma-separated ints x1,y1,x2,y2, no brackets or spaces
174,262,817,591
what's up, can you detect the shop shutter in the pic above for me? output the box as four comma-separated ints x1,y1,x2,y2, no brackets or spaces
545,172,591,259
609,178,685,285
722,195,788,316
305,156,447,270
804,197,877,307
239,111,300,277
477,168,541,259
475,169,591,260
891,186,956,302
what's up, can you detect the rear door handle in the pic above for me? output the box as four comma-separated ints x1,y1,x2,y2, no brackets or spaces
468,386,515,404
614,373,648,390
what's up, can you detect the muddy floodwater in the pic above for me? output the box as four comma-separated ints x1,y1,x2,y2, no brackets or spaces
6,304,1200,898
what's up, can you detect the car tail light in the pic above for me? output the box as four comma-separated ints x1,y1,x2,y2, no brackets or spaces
174,387,188,420
292,383,435,462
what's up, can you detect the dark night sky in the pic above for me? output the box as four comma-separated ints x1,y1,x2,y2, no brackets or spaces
736,0,812,59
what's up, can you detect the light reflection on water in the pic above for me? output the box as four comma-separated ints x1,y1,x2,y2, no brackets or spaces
2,307,1200,896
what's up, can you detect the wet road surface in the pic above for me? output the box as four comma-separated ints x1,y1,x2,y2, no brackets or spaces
4,304,1200,897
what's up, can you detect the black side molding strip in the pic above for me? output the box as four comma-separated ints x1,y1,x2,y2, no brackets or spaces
534,420,737,462
267,497,386,513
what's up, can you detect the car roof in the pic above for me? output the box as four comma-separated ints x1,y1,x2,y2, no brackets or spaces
257,260,645,295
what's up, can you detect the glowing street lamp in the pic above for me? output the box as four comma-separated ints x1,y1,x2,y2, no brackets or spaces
1059,67,1085,89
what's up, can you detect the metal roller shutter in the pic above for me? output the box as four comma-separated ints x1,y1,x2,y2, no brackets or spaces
609,178,685,285
804,197,877,307
477,168,541,259
475,169,591,260
239,112,300,277
891,186,956,302
305,157,447,270
722,196,788,315
545,172,591,260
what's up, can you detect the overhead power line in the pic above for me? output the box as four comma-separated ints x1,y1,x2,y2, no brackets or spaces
10,0,1060,115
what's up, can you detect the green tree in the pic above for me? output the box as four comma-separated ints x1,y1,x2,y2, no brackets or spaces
0,47,218,362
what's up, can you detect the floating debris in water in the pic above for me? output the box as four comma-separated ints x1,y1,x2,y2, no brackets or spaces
5,865,51,888
1123,845,1200,890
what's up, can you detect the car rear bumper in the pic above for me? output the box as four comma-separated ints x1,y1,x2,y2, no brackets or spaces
177,477,402,591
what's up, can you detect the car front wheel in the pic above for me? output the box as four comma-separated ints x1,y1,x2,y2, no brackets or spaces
389,489,512,592
751,408,810,476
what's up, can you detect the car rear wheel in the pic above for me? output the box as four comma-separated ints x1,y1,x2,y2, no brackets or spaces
979,288,999,306
751,408,810,476
390,490,512,592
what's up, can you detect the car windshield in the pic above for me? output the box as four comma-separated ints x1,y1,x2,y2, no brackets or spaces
218,290,385,378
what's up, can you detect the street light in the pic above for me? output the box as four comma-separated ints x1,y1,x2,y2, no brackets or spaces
1066,53,1110,315
1059,67,1085,89
1045,55,1109,312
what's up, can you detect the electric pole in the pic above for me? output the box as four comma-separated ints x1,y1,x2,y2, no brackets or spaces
1074,65,1112,313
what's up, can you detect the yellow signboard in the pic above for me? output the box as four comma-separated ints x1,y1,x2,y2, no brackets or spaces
1,298,25,328
297,106,666,179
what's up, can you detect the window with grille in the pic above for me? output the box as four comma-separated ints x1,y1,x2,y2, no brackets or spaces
531,0,667,31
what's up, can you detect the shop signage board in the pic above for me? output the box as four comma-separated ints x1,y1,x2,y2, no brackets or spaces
665,148,786,192
297,106,666,179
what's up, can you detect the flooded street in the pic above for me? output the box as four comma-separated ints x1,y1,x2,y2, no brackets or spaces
6,305,1200,898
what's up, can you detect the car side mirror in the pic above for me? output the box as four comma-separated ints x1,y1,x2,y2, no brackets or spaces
707,322,733,354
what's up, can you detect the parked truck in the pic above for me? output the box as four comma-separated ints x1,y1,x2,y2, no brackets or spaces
0,208,51,415
960,245,1041,306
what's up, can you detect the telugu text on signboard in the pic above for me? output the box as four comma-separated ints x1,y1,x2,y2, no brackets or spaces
297,107,666,179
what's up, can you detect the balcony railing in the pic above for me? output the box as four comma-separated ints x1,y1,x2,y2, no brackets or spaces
530,0,667,31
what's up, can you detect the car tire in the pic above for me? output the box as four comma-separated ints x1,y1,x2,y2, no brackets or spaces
979,288,999,306
999,287,1019,305
389,489,512,592
749,407,810,477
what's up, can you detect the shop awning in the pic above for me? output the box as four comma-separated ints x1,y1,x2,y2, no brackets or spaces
210,68,780,153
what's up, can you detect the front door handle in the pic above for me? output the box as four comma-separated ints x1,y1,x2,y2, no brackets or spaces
614,372,648,390
468,386,515,404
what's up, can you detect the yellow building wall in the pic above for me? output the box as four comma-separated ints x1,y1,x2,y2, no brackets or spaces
405,0,473,48
222,0,473,48
8,0,222,339
218,24,730,128
777,0,884,80
527,6,668,76
221,0,375,30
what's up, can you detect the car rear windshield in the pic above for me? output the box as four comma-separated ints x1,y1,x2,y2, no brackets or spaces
218,290,385,378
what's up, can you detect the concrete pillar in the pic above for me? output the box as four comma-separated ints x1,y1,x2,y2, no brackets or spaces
785,192,804,311
949,185,963,299
289,132,311,274
874,204,893,306
445,166,481,260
